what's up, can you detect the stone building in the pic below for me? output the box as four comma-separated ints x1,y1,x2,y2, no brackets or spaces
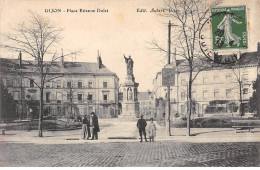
153,43,260,119
0,54,119,119
138,91,155,119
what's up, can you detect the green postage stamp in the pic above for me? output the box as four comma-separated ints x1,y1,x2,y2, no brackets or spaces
211,6,248,50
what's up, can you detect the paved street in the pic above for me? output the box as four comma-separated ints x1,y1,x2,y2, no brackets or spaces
1,119,260,166
0,141,259,167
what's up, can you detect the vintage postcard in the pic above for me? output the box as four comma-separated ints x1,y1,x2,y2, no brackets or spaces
0,0,259,167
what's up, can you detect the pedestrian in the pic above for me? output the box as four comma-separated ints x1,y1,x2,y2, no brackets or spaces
91,112,100,140
86,115,91,138
148,118,156,142
27,108,33,121
82,115,91,140
137,115,148,142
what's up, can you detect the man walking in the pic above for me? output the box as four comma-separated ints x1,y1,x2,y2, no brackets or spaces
91,112,100,140
137,115,148,142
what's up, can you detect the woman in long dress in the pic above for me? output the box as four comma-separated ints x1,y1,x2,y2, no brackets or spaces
217,9,242,47
148,118,156,142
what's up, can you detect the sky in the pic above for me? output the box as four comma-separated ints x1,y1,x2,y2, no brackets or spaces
0,0,259,91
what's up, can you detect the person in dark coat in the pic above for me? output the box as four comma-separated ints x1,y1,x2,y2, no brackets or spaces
137,115,148,142
82,115,91,140
91,112,100,140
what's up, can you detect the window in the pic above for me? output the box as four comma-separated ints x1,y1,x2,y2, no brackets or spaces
242,74,249,81
29,91,36,100
67,81,72,88
243,88,248,94
88,93,93,101
88,81,93,88
46,92,50,103
226,74,232,81
203,90,208,100
56,80,61,88
57,106,61,115
78,81,82,88
103,82,107,88
214,89,219,99
67,92,71,101
78,94,83,102
226,89,232,99
203,77,208,84
57,92,62,103
30,79,34,87
181,92,186,101
103,94,108,101
45,82,50,88
13,79,19,87
13,91,19,100
181,79,186,85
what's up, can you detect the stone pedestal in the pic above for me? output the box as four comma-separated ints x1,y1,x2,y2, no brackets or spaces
119,74,140,119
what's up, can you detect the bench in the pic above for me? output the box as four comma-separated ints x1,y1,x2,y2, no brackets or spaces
232,126,260,133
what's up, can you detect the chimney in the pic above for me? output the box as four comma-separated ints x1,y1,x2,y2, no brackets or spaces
18,51,22,68
97,51,102,69
60,48,64,67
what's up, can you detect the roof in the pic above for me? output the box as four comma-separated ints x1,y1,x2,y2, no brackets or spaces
174,51,259,73
0,58,117,76
154,50,259,80
138,92,153,101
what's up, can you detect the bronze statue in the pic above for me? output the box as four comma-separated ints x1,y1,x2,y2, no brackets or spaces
124,54,133,75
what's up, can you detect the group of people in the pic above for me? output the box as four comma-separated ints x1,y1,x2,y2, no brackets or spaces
82,112,100,140
137,115,156,142
81,113,157,142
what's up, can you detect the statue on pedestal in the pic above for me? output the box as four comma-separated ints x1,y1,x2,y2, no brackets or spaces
119,54,139,119
124,54,134,75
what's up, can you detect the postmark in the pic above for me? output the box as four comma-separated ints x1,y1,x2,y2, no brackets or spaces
199,6,248,64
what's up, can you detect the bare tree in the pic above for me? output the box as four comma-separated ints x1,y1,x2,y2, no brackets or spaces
62,76,78,120
150,0,221,136
1,12,80,137
231,52,252,117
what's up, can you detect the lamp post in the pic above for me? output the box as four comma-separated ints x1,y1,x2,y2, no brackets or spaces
165,20,172,136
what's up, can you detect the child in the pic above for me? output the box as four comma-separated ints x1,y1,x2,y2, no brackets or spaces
148,118,156,142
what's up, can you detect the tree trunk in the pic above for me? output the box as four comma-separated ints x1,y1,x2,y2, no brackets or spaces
187,69,193,136
239,82,243,118
38,87,44,137
257,76,260,117
20,78,23,121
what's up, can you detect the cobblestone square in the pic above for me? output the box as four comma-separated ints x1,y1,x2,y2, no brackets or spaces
0,141,259,167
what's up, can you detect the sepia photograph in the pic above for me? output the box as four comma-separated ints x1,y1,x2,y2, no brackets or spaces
0,0,259,167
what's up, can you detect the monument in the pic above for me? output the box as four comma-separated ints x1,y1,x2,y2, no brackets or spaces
119,54,140,119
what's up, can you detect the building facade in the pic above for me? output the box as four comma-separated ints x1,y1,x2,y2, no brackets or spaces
138,91,155,119
0,54,120,120
153,43,260,119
